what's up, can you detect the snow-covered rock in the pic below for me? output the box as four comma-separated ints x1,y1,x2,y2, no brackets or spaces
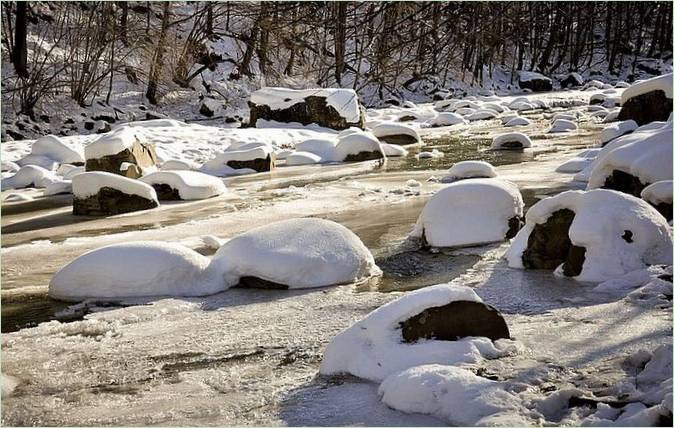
441,160,497,182
72,171,159,215
641,180,673,220
43,180,72,196
199,146,274,175
599,120,638,145
618,73,673,125
491,132,532,150
371,123,421,145
548,118,578,133
504,117,531,127
379,365,534,426
465,109,498,121
1,165,59,190
416,149,444,159
294,138,338,160
1,160,20,173
320,284,515,382
381,143,408,157
285,151,323,166
210,218,381,289
49,242,224,301
506,189,672,282
518,71,553,92
429,112,466,127
334,132,385,162
161,159,197,171
410,178,523,247
560,72,584,88
84,126,158,178
556,157,593,173
139,170,226,200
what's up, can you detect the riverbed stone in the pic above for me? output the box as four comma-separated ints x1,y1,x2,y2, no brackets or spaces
344,150,385,162
248,96,365,130
85,138,158,179
226,153,275,172
617,90,673,125
73,186,158,216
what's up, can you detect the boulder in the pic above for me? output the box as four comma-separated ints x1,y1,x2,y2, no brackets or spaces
618,90,673,126
560,72,584,88
400,300,510,342
72,171,159,216
248,87,365,130
84,127,158,179
371,123,421,145
602,169,647,197
518,71,553,92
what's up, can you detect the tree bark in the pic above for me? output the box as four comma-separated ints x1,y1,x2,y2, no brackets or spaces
12,1,28,78
146,1,171,105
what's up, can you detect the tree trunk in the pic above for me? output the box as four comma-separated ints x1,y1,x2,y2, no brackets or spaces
334,1,347,85
146,2,171,105
12,1,28,79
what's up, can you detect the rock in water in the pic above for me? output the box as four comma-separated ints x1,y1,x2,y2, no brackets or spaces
84,126,158,178
518,71,553,92
72,171,159,216
400,301,510,342
560,72,584,88
618,74,673,125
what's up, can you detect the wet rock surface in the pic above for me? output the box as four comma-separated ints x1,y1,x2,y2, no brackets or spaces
651,202,673,222
152,183,182,201
226,154,275,172
400,300,510,342
73,186,158,216
618,89,673,125
236,276,290,290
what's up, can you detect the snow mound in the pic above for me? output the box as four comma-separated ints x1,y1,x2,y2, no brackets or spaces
416,149,444,159
334,133,385,161
507,189,672,282
72,171,158,201
641,181,673,206
600,120,638,144
588,123,672,190
294,138,338,160
442,160,497,182
519,71,552,83
429,112,466,127
210,218,381,289
320,284,514,382
84,126,139,159
49,241,224,301
199,146,272,176
161,159,197,171
465,109,498,121
250,87,361,123
371,123,421,143
491,132,532,150
379,365,534,426
19,135,84,166
410,178,523,247
3,193,33,203
505,117,531,127
548,119,578,133
285,151,322,166
621,73,673,104
140,171,226,200
1,165,59,190
1,160,20,173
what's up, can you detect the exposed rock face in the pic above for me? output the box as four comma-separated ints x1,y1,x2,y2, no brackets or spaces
400,301,510,342
519,76,553,92
199,102,215,117
236,276,289,289
85,139,158,179
73,187,158,216
344,150,385,162
506,216,524,239
248,96,365,130
500,141,526,149
602,169,647,198
376,134,419,145
151,183,181,201
617,90,673,125
560,73,583,88
521,208,586,276
226,154,275,172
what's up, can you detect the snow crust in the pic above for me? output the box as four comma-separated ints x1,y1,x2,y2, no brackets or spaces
491,132,532,149
621,73,673,104
139,171,226,200
507,189,673,282
72,171,158,202
320,284,514,382
250,87,361,123
49,242,224,301
210,218,381,289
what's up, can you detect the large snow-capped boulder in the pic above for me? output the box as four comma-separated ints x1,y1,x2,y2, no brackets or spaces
518,71,553,92
320,284,514,382
200,146,275,175
641,180,673,221
210,218,381,289
618,73,673,125
371,123,421,145
139,170,226,200
17,135,84,168
378,365,533,426
506,189,672,282
588,123,672,197
491,132,532,150
49,242,223,301
560,72,584,88
72,171,159,216
1,165,59,190
248,87,365,130
410,179,524,248
84,127,158,178
441,160,497,182
334,132,385,162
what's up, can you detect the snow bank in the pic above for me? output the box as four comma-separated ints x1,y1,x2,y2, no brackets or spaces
84,126,139,159
43,180,72,196
72,171,158,201
285,151,322,166
442,160,497,182
507,189,672,282
641,181,673,206
320,284,514,382
379,365,534,426
599,120,638,144
139,171,226,200
621,73,673,104
211,218,381,289
49,242,224,301
491,132,532,150
411,179,523,247
250,87,361,123
1,165,59,190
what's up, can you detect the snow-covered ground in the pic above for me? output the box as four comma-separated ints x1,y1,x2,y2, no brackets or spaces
1,88,671,426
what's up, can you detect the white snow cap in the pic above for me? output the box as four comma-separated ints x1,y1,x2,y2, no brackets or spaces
505,117,531,127
621,73,673,105
140,170,226,200
211,218,381,289
411,178,523,247
320,284,513,382
519,71,552,83
599,120,638,144
49,241,224,301
72,171,158,202
465,109,498,121
250,87,361,123
491,132,532,149
506,189,672,282
199,146,272,176
20,134,84,165
294,138,338,161
84,126,140,160
443,160,497,181
380,143,408,157
371,122,420,143
1,165,59,190
548,118,578,133
334,132,385,161
429,112,466,127
641,180,673,206
588,122,672,190
161,159,197,171
379,364,534,426
285,151,322,166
